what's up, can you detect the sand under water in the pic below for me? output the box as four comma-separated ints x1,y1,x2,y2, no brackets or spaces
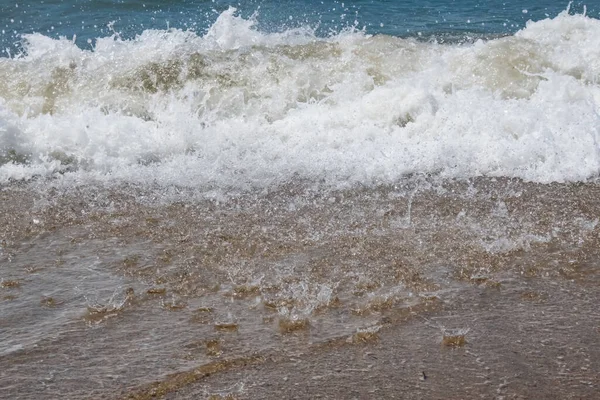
1,177,599,399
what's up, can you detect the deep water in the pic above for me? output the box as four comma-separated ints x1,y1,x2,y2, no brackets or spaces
0,0,595,53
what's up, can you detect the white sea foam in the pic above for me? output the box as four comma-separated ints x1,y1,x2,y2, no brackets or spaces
0,8,599,190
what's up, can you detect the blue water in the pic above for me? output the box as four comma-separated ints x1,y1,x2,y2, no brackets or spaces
0,0,594,54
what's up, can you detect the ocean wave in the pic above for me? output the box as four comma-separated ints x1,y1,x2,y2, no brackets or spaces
1,7,599,189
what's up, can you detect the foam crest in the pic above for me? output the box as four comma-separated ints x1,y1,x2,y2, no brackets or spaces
1,8,599,189
517,10,600,83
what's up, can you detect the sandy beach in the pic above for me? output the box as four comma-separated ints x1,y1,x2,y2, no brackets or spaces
1,178,599,399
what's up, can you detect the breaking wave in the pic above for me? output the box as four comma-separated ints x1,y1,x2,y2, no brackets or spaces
1,7,599,190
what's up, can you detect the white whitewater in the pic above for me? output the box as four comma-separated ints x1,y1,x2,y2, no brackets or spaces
0,8,599,189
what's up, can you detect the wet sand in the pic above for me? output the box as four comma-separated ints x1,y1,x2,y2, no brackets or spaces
1,178,599,399
164,277,600,400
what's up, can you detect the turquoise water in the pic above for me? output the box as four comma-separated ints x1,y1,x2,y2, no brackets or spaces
0,0,595,53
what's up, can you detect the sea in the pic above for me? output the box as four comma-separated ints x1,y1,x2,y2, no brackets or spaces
1,1,600,399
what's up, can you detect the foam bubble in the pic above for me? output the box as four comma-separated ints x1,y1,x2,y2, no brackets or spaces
0,8,599,189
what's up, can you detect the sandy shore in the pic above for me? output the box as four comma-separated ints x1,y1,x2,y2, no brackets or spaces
1,178,599,399
160,276,600,400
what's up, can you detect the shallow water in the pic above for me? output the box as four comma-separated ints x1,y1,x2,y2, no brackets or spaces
1,177,599,398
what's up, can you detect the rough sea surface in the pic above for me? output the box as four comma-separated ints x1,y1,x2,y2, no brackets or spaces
1,1,599,399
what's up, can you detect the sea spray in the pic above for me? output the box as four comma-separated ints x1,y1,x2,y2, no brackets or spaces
0,8,599,190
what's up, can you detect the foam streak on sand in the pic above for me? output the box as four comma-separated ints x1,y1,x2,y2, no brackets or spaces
0,8,599,191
